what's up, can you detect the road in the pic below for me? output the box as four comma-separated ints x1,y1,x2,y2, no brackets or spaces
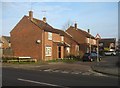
2,67,118,87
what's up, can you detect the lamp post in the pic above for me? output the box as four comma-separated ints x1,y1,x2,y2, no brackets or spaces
97,39,99,62
95,33,101,62
88,29,91,53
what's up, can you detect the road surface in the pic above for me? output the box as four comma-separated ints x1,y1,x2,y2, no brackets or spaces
2,67,118,87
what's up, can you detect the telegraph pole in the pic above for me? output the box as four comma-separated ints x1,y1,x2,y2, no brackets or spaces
88,29,91,53
95,33,101,62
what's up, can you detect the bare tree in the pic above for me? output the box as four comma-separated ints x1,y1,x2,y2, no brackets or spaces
62,20,74,31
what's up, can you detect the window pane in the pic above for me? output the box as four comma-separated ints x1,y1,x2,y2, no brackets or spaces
48,32,52,40
45,46,52,56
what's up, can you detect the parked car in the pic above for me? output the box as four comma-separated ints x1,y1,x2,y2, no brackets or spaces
104,51,117,56
82,52,102,62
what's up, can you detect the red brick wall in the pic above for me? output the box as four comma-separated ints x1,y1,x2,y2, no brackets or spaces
44,32,53,60
64,36,79,56
44,32,64,60
66,28,86,44
66,28,88,56
10,16,43,60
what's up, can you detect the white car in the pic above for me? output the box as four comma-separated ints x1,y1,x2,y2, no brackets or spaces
104,51,116,56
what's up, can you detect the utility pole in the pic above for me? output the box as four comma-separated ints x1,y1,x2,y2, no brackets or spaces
90,35,91,54
97,39,99,62
88,29,91,53
95,33,101,62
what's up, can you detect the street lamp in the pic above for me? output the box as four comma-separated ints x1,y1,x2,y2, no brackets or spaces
95,33,101,62
88,29,91,53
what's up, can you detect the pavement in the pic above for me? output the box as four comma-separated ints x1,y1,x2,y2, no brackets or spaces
2,56,119,77
91,56,119,77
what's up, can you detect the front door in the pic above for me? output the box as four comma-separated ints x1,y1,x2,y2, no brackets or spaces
58,46,61,58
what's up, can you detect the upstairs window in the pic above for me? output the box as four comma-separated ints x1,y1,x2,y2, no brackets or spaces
61,36,64,42
48,32,52,40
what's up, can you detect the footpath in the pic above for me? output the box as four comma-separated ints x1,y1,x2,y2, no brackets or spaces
91,56,119,77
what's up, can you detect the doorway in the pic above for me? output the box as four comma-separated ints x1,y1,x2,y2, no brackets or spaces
58,46,61,58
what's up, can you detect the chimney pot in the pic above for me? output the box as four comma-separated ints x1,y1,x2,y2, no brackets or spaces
29,11,33,20
74,23,77,30
43,17,46,23
88,29,90,33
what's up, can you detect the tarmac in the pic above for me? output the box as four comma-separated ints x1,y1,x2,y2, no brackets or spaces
2,56,119,77
91,58,119,77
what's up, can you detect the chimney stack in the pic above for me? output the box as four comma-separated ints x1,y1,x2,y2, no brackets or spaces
29,11,33,20
88,29,90,34
43,17,47,23
74,23,77,30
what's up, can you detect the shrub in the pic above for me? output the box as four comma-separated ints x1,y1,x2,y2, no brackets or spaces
65,54,81,61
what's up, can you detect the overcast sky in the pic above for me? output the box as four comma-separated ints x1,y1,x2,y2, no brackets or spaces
1,0,119,40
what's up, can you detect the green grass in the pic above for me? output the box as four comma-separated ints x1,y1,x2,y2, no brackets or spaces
7,61,37,64
2,60,48,65
2,57,81,64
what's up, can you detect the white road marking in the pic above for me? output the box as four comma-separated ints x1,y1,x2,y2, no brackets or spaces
88,70,108,77
17,78,69,88
61,71,69,74
93,73,108,77
44,69,52,72
52,70,61,72
71,72,80,74
82,72,92,75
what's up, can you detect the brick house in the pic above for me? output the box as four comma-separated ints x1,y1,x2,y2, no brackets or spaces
10,11,79,61
0,36,11,49
0,40,3,49
66,23,97,57
0,36,13,57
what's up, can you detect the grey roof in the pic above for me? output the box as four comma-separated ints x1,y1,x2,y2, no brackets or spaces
99,38,116,43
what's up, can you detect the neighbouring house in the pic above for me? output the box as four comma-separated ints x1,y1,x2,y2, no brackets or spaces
10,11,79,61
0,39,3,49
0,36,11,49
66,23,97,57
99,38,116,52
0,36,13,57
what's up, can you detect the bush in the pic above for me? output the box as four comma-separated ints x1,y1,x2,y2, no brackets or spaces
2,56,18,62
2,56,37,63
65,54,81,61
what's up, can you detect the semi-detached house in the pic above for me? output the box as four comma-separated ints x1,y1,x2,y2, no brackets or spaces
10,11,79,61
66,23,97,57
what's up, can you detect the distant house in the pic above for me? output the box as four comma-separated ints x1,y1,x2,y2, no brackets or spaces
10,11,79,61
99,38,116,51
66,23,97,57
0,40,3,49
118,39,120,51
0,36,11,49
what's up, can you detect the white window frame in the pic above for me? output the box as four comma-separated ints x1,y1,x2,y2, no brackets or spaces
61,36,64,42
87,38,90,43
48,32,52,40
45,46,52,56
66,47,70,53
76,45,79,52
